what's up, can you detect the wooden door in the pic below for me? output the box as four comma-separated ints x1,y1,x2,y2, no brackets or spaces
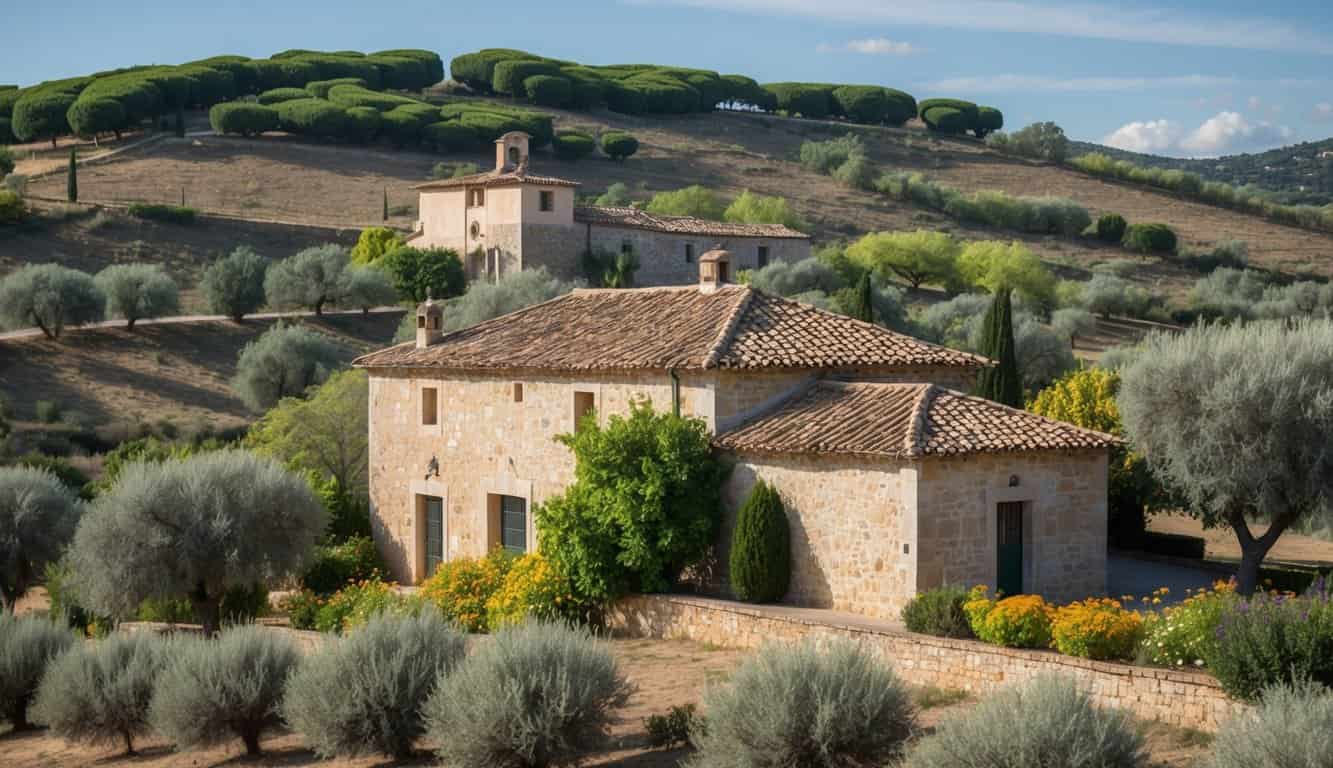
996,501,1024,596
425,496,444,577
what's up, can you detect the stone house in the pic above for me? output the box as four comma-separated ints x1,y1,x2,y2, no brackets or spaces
354,251,1116,621
407,131,811,284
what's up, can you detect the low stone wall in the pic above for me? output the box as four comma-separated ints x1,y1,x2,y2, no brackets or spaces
609,594,1246,732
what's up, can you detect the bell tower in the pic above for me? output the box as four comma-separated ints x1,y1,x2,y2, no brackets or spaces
495,131,530,172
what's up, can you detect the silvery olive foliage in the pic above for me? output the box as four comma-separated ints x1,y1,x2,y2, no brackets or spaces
0,613,76,729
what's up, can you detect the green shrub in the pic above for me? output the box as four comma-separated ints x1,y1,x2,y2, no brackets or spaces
799,134,864,174
691,639,914,767
231,323,344,412
35,399,61,422
417,549,514,632
1122,222,1177,254
1096,212,1128,243
275,98,347,139
350,226,403,265
341,106,380,143
209,102,279,136
552,130,594,161
832,153,875,190
0,614,76,729
325,84,417,111
830,85,889,123
492,60,560,95
314,575,408,633
1208,681,1333,768
918,98,979,130
728,480,790,603
66,98,127,139
1205,587,1333,702
600,130,639,160
644,703,699,748
379,107,425,147
126,203,196,225
302,535,385,595
974,106,1004,137
962,589,1054,648
31,631,167,754
150,625,300,756
902,585,973,638
904,674,1146,768
256,87,309,105
283,589,321,630
484,552,584,630
424,621,632,768
922,106,969,134
763,82,834,117
303,77,366,99
381,244,465,303
421,120,480,152
646,184,726,220
0,189,23,225
523,74,573,107
283,610,466,758
201,245,268,321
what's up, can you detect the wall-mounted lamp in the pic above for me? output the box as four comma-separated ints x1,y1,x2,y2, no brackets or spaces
425,455,440,480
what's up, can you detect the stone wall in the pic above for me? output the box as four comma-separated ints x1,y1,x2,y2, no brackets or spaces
586,224,810,286
610,594,1246,732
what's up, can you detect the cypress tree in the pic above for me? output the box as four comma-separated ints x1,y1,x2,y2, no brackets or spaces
382,187,389,222
729,480,791,603
66,148,77,203
976,288,1023,407
851,272,874,323
174,105,185,138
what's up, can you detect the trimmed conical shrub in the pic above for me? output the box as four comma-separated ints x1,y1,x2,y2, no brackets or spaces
729,480,790,603
976,288,1023,408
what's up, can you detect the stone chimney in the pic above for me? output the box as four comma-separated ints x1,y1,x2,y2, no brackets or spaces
699,246,731,294
415,295,444,348
495,131,531,172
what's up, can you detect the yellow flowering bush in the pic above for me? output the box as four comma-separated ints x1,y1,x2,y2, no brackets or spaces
963,587,1053,648
485,553,584,630
418,548,515,632
1138,582,1236,668
1050,598,1143,660
307,576,406,634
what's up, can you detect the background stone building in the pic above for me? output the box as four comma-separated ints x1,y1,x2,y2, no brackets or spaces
409,132,811,284
355,252,1116,621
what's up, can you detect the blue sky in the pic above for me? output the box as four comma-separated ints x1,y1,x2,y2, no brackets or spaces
5,0,1331,157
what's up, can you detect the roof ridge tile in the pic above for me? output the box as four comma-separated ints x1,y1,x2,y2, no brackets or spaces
703,287,755,369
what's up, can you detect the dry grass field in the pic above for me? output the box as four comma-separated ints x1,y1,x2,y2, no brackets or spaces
0,312,402,430
0,632,1212,768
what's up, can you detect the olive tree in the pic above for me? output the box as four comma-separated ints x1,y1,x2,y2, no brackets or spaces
201,246,268,321
68,450,326,634
342,265,399,314
264,244,351,316
95,264,179,330
231,323,345,412
0,467,82,613
0,264,105,339
1119,319,1333,594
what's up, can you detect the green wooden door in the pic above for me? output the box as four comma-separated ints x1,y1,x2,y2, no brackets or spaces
501,495,527,554
996,502,1024,597
425,496,444,577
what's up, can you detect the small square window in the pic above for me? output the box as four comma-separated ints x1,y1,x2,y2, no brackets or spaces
513,382,524,403
684,243,694,263
421,387,438,426
469,188,485,207
539,190,554,212
757,245,770,268
621,240,633,256
574,391,595,427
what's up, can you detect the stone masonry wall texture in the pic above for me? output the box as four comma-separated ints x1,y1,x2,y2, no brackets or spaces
610,594,1247,732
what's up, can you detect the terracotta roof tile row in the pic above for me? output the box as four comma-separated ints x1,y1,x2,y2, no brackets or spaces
353,285,989,373
714,381,1120,458
414,168,581,190
573,206,809,239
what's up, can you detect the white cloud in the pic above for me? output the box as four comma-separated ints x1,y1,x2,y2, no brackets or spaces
817,37,918,55
1103,112,1293,157
631,0,1333,54
1103,120,1181,153
1313,102,1333,122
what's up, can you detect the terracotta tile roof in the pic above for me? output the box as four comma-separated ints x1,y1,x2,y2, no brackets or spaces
714,381,1119,458
573,206,809,239
414,167,580,190
353,285,988,373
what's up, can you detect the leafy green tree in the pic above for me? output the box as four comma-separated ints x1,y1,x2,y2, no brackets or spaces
538,401,726,602
12,92,76,147
728,480,790,603
986,121,1069,163
66,149,76,203
246,369,369,521
957,240,1056,309
263,244,350,316
847,230,960,290
0,264,105,339
341,266,398,314
645,185,726,220
722,190,806,229
381,246,465,303
0,146,15,178
0,467,82,613
69,451,326,635
350,226,403,265
201,246,269,322
95,264,179,330
1119,320,1333,594
975,288,1022,407
231,323,345,412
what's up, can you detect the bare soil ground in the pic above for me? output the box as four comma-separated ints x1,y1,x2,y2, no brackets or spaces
1149,513,1333,568
0,634,1210,768
0,312,402,430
